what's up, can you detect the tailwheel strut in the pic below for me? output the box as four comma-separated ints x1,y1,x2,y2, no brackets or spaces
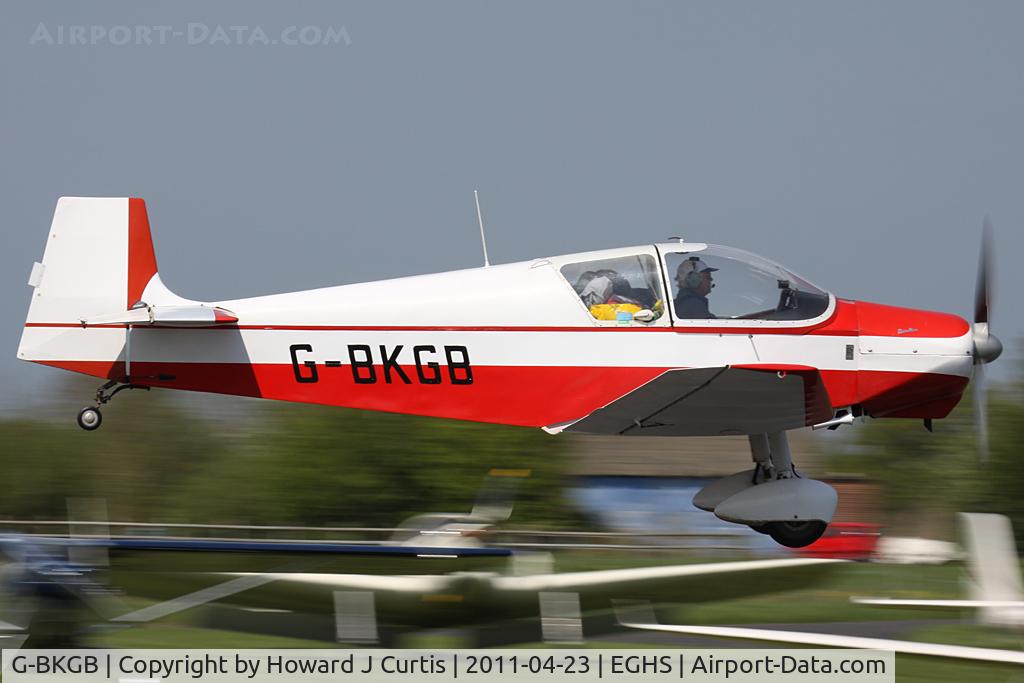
76,378,149,431
76,324,152,431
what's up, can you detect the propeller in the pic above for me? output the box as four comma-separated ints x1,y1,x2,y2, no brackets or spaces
971,218,1002,462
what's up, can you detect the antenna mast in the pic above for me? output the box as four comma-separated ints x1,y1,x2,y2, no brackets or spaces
474,190,490,267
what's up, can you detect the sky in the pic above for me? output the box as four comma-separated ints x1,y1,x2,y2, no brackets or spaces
2,1,1022,411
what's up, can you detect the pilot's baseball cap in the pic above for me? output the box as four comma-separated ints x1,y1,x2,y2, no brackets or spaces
676,257,718,279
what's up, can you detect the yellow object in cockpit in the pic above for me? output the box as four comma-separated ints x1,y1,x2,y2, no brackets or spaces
588,303,642,321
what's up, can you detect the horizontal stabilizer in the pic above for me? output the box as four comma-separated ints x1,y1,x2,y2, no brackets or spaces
81,305,238,328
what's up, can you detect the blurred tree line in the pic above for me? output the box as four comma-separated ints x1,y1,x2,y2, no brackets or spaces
826,357,1024,545
0,376,584,529
5,358,1023,544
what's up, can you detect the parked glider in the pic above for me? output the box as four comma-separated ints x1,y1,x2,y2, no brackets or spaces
852,512,1024,628
0,474,837,646
17,198,1002,547
0,532,842,647
617,512,1024,665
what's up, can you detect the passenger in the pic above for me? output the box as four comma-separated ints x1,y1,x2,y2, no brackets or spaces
674,257,718,319
573,271,598,294
576,271,614,308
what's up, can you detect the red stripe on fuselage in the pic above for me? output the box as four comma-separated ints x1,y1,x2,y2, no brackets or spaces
27,322,842,334
36,360,669,428
34,359,969,426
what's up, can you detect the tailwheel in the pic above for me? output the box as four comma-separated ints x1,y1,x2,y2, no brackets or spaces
76,378,150,430
763,520,827,548
76,407,102,431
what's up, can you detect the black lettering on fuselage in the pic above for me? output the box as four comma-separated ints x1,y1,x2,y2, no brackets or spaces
289,344,318,383
380,345,412,384
291,343,473,386
413,345,442,384
348,344,376,384
445,345,473,385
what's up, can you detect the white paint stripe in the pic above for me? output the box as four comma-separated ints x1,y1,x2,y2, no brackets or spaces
17,327,974,378
622,622,1024,665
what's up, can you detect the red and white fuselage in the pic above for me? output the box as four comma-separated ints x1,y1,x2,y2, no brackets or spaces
19,197,975,435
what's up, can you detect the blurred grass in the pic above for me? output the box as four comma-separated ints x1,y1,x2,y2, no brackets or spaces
86,625,331,649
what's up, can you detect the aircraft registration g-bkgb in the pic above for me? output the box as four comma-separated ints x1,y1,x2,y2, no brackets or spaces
18,197,1002,548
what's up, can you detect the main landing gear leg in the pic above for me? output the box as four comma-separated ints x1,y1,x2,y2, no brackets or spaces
746,434,773,534
76,379,149,431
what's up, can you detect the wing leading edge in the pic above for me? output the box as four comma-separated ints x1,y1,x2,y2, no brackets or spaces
618,620,1024,665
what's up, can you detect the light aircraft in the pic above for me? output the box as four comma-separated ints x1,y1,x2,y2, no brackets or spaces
0,536,842,647
17,198,1002,548
852,512,1024,628
618,512,1024,666
0,489,842,647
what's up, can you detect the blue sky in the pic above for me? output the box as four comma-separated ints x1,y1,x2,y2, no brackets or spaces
2,1,1022,409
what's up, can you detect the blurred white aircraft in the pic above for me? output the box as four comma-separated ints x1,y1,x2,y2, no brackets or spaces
853,512,1024,628
619,512,1024,665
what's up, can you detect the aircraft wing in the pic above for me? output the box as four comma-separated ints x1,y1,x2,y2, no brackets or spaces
852,597,1024,609
119,557,845,624
490,558,843,605
203,558,844,605
549,366,833,437
214,572,452,594
618,620,1024,665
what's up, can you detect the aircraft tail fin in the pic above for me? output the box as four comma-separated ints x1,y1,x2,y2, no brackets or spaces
961,512,1024,627
17,197,187,368
22,197,164,325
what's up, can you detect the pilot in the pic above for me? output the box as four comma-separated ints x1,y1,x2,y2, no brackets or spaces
674,257,718,319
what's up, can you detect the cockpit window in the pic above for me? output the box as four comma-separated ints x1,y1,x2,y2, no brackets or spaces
560,254,665,324
666,246,829,321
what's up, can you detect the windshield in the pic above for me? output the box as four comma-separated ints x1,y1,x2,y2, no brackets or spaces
664,244,830,321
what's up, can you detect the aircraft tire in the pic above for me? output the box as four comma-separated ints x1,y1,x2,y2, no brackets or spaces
76,407,102,431
764,520,827,548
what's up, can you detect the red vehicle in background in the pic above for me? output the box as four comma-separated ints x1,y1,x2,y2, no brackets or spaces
793,522,881,561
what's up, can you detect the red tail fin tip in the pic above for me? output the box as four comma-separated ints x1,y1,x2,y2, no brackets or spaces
127,197,158,308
